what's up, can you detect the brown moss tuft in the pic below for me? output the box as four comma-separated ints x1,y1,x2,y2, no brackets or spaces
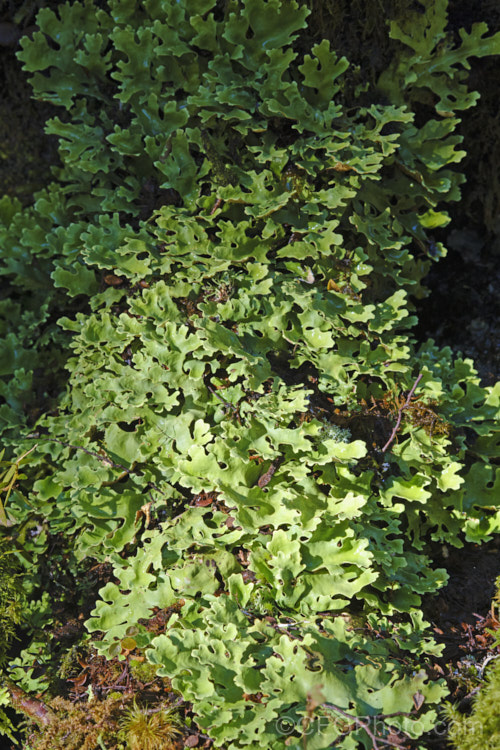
27,695,125,750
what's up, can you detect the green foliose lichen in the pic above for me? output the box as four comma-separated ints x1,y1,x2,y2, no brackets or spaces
0,0,499,748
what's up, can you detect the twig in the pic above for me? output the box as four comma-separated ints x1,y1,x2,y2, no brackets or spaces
210,197,223,215
4,680,54,726
323,703,414,749
25,436,166,496
381,373,423,453
207,384,233,409
207,384,241,424
28,436,130,472
477,652,500,679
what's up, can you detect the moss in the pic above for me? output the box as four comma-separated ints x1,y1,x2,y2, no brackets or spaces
26,695,125,750
0,540,25,667
118,701,182,750
128,658,160,685
445,658,500,750
23,695,183,750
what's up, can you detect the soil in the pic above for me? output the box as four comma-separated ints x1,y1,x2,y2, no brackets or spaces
0,45,60,207
415,235,500,387
413,539,500,749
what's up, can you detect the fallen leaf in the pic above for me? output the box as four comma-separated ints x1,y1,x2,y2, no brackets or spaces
104,274,123,286
413,691,425,711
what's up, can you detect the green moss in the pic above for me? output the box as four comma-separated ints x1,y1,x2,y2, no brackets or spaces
445,658,500,749
118,701,182,750
26,695,124,750
128,658,160,685
0,541,25,667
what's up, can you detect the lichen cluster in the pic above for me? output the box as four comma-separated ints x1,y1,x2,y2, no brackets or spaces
0,1,499,748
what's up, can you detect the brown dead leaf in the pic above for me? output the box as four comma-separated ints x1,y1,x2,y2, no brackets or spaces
413,691,425,711
104,274,123,286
